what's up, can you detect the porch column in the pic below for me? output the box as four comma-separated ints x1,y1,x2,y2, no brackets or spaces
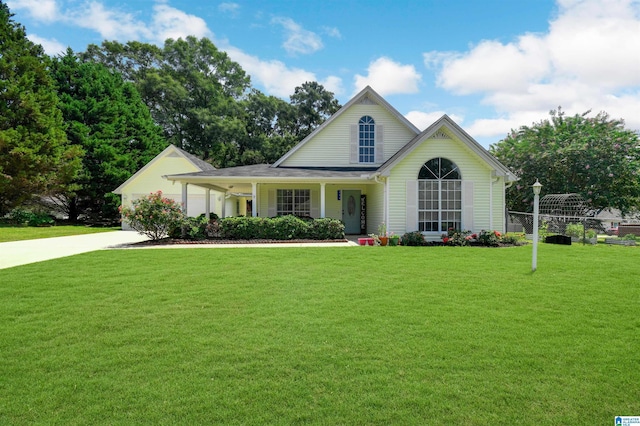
205,188,211,219
181,182,188,214
251,182,257,217
320,183,326,218
221,194,227,218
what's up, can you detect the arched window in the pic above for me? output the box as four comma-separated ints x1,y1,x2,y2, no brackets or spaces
418,158,462,232
359,116,375,163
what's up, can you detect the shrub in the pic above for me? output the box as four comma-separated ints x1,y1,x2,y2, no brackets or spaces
477,230,502,247
309,218,345,240
120,191,184,240
565,223,584,238
501,233,525,246
6,208,55,227
179,215,210,240
401,231,425,246
442,228,473,246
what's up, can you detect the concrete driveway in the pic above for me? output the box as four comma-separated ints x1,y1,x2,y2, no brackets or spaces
0,231,149,270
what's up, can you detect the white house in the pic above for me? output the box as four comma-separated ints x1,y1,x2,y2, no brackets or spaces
113,144,227,229
160,86,517,239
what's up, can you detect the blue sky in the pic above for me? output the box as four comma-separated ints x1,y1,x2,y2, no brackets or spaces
7,0,640,148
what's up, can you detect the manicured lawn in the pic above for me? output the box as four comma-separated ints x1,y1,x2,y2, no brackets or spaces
0,225,120,243
1,244,638,424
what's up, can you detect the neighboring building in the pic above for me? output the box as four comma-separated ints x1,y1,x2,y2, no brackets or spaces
113,144,226,229
159,86,517,239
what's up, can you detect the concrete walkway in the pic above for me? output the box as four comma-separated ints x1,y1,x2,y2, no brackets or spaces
0,231,150,270
0,232,361,270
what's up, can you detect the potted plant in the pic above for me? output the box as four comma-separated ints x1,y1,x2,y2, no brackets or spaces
377,223,388,246
388,232,400,246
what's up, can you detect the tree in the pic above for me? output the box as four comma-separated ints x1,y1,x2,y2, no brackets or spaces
0,2,81,215
49,49,167,221
82,37,250,167
490,108,640,215
289,81,341,139
241,89,298,164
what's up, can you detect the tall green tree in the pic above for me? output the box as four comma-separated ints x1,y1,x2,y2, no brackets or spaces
82,37,250,167
0,2,81,215
289,81,341,139
490,108,640,214
49,49,167,221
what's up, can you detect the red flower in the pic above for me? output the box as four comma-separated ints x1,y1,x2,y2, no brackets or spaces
471,233,477,239
443,237,449,243
494,231,501,237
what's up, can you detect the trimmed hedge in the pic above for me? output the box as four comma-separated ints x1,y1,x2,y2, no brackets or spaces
171,215,345,241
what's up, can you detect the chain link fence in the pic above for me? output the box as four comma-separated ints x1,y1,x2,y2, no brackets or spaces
507,211,604,236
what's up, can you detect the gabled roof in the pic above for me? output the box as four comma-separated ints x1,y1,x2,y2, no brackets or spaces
272,85,421,167
113,144,215,194
378,114,518,182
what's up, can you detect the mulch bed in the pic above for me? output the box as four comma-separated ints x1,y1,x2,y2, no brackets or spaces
131,238,350,246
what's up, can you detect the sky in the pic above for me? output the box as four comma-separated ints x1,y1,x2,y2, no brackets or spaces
6,0,640,148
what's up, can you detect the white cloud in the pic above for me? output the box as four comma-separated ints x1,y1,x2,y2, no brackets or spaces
218,2,240,15
68,1,149,40
405,111,464,131
271,17,323,55
150,4,212,43
425,0,640,138
322,26,341,39
27,34,66,55
354,57,422,96
6,0,58,22
224,46,342,98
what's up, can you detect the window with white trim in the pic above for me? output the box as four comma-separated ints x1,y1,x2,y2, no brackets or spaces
277,189,310,216
418,158,462,232
359,116,375,163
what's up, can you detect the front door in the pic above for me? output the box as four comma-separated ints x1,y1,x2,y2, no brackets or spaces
342,190,361,234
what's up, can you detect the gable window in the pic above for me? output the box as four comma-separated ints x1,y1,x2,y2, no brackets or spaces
359,116,375,163
277,189,310,217
418,158,461,232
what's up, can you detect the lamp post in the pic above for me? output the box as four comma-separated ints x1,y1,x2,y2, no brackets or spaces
532,179,542,272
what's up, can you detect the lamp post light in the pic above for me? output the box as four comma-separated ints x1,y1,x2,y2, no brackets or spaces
532,179,542,272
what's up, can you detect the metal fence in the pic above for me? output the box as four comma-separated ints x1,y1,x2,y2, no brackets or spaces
507,211,604,236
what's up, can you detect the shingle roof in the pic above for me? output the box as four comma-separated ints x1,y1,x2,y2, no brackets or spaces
174,146,215,171
167,164,379,179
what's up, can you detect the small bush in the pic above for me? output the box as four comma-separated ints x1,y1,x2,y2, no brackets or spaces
309,218,345,240
401,231,425,246
477,230,502,247
442,228,473,246
501,233,525,246
6,208,55,227
120,191,184,240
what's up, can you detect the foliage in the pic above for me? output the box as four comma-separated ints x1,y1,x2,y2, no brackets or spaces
5,208,54,227
213,215,344,240
82,37,250,167
120,191,184,240
476,230,502,247
289,81,341,139
401,231,426,246
442,228,473,246
49,49,167,222
82,40,341,168
501,233,526,246
0,3,82,215
491,108,640,215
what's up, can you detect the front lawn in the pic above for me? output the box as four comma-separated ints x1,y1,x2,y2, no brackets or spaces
0,225,120,243
1,244,638,424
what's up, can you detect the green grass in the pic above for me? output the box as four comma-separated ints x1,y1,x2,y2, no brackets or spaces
0,225,120,243
1,244,639,424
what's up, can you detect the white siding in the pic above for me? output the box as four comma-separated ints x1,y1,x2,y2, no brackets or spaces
280,104,417,167
387,133,499,236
